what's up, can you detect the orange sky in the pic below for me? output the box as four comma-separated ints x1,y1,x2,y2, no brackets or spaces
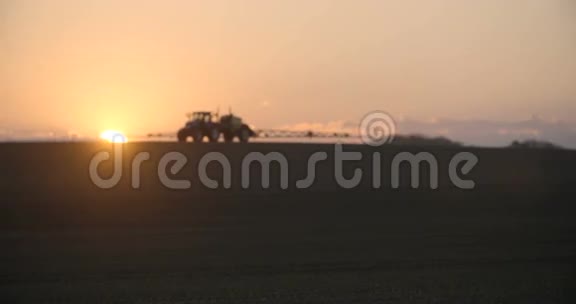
1,0,576,138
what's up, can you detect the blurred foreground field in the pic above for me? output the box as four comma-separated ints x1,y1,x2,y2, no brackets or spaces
0,143,575,303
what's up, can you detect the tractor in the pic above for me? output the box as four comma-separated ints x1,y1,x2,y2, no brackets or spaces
177,111,256,143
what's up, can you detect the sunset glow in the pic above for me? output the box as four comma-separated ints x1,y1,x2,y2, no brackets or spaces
2,0,576,146
100,130,128,143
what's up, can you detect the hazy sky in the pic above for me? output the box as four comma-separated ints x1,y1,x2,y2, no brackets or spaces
1,0,576,142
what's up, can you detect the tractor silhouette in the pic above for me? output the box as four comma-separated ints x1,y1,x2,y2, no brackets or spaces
177,111,256,143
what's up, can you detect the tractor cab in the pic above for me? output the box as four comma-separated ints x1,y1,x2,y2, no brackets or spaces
186,111,216,123
184,111,218,129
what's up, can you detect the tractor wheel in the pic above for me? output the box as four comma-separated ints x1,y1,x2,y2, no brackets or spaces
191,129,203,143
208,128,220,143
238,128,250,143
223,132,234,143
177,131,188,142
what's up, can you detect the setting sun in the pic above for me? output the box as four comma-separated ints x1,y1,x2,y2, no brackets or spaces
100,130,128,143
